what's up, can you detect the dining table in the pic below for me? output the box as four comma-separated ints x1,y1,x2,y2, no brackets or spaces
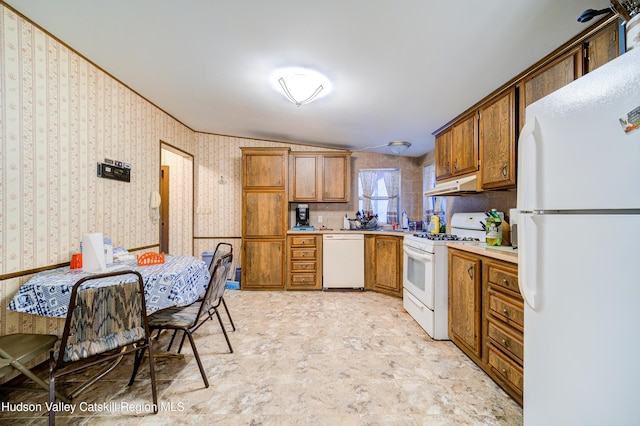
8,255,211,318
6,254,211,399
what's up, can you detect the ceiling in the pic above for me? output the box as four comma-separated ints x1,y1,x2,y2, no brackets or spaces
4,0,612,156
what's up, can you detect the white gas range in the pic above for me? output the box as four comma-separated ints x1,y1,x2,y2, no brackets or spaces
402,212,488,340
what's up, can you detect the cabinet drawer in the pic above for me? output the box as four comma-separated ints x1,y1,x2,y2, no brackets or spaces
488,288,524,329
290,236,316,246
291,248,316,259
488,343,523,395
488,265,519,294
290,273,317,285
487,317,524,363
291,261,316,272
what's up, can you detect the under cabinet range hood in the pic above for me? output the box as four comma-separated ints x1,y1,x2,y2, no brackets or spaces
424,175,477,196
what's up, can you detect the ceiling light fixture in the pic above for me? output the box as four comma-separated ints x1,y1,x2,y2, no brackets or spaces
271,67,331,107
388,140,412,154
356,140,412,155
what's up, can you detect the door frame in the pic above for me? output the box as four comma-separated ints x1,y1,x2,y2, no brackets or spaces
160,142,194,256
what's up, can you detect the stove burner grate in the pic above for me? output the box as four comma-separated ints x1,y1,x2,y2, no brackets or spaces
412,233,480,242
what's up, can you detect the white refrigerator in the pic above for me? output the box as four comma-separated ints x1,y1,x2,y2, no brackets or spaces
517,47,640,426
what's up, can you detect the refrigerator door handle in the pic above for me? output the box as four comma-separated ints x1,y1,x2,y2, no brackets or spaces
519,214,538,310
517,117,540,212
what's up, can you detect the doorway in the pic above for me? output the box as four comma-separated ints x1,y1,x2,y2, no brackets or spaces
160,165,170,254
160,143,194,256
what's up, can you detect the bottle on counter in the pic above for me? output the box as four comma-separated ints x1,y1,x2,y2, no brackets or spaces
401,210,409,229
430,215,440,234
486,209,503,246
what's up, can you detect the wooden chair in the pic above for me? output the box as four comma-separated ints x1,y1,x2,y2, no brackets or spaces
48,270,158,425
148,252,233,388
0,334,67,402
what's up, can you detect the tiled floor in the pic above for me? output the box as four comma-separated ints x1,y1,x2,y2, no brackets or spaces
1,290,523,425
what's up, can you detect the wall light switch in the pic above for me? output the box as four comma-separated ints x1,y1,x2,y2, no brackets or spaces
318,215,323,223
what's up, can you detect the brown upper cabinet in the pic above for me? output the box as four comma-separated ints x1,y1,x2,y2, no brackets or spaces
479,88,517,190
451,113,479,176
435,128,452,180
433,16,619,192
434,113,478,181
518,45,583,132
243,148,288,189
289,152,351,202
584,20,619,73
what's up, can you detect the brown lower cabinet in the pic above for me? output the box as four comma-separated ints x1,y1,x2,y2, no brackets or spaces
242,239,285,290
364,235,403,297
286,234,322,290
448,248,523,405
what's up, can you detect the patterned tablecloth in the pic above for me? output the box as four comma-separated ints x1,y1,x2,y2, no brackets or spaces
8,255,210,318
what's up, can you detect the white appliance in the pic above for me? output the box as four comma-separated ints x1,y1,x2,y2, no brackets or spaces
517,47,640,426
402,213,485,340
322,234,365,289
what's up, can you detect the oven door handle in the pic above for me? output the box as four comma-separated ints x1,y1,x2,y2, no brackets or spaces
403,245,433,262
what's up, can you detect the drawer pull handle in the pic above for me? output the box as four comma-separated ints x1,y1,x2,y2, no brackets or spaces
467,266,474,279
502,339,509,347
503,278,509,286
501,368,507,375
502,308,509,316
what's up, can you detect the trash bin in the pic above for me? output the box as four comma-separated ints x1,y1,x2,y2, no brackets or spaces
225,267,241,290
201,251,214,268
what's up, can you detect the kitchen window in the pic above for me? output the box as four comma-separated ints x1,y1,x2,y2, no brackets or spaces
358,168,400,224
424,163,446,225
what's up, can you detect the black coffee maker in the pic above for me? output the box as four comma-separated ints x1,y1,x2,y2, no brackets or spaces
295,204,310,227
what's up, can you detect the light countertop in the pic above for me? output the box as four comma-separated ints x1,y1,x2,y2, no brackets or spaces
287,228,412,237
445,242,518,264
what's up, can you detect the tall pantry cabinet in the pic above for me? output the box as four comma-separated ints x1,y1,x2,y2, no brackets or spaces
241,147,289,290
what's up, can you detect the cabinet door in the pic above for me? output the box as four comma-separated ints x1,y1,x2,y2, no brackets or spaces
480,89,517,189
451,113,478,176
365,235,402,297
322,154,350,202
584,20,619,73
449,250,482,358
290,154,319,201
435,129,452,180
242,239,285,290
520,46,583,132
243,151,287,189
243,191,286,238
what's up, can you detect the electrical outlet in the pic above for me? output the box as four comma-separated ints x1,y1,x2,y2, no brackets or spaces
318,215,323,223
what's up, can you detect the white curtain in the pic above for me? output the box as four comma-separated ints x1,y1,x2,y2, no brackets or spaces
359,170,378,213
382,170,400,224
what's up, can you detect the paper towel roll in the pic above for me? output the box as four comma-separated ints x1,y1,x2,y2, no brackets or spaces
82,232,106,272
104,244,114,264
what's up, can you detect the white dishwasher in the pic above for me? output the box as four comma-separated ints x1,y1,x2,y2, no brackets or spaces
322,234,365,289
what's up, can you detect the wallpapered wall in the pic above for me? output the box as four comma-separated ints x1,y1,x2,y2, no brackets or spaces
0,6,196,336
0,4,433,341
193,133,337,275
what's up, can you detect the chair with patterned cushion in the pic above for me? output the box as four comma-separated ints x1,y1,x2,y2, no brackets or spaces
148,252,233,388
48,270,158,425
208,243,235,332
